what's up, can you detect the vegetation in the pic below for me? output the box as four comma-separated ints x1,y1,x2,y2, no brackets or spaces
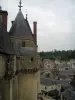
48,89,60,100
39,50,75,61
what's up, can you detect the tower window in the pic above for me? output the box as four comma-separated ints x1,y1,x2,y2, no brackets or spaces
30,57,34,62
22,41,25,47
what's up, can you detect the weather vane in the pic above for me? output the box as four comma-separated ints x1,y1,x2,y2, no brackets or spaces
18,0,23,11
25,9,28,19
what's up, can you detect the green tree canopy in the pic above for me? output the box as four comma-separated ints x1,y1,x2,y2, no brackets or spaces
39,50,75,61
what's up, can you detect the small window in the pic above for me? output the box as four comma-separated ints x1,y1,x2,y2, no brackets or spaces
22,41,25,47
30,57,34,62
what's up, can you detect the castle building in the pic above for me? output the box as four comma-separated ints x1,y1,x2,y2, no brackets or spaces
0,1,41,100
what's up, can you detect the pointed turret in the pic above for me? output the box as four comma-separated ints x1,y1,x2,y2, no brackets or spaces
9,10,33,40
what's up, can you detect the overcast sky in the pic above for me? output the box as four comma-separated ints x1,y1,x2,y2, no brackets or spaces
0,0,75,51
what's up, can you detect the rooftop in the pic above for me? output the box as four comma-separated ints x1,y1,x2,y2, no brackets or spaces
0,15,14,54
40,78,70,86
9,10,34,40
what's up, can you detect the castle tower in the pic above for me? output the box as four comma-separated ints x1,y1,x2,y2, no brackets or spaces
8,1,40,100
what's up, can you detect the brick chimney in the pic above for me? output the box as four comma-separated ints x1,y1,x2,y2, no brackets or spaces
0,7,8,31
33,21,37,45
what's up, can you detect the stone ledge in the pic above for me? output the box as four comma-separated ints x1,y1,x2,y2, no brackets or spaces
15,67,39,75
3,67,39,80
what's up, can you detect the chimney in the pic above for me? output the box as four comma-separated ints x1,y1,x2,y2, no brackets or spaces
33,21,37,45
0,7,8,31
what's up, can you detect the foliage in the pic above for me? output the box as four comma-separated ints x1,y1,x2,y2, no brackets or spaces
39,50,75,61
48,89,60,100
45,73,50,77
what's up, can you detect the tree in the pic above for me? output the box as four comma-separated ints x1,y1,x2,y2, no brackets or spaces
48,89,60,100
45,73,50,78
39,50,75,61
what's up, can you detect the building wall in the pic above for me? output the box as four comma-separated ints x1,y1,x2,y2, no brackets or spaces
13,77,18,100
0,55,10,100
18,73,37,100
16,57,40,100
11,38,35,52
10,35,39,100
20,56,37,68
36,70,41,93
0,55,5,78
3,81,10,100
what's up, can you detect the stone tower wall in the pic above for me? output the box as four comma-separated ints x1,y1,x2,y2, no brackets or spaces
18,73,37,100
0,55,5,78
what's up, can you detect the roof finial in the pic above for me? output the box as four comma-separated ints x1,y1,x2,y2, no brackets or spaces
18,0,23,11
25,9,28,19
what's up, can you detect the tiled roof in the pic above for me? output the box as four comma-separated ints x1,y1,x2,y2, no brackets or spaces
20,47,37,56
59,69,75,76
0,15,14,54
9,10,34,40
40,78,70,86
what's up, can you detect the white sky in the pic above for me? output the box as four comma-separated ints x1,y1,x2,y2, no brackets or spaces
0,0,75,51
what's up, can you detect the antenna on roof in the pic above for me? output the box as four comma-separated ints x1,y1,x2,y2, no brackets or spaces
25,9,28,19
18,0,23,11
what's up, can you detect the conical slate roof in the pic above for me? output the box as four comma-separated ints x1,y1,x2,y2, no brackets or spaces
0,16,14,54
9,10,33,40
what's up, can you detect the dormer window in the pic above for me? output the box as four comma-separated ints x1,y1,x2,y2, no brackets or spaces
22,41,25,47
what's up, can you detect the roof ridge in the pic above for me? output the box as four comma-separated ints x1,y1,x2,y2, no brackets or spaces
25,19,34,40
